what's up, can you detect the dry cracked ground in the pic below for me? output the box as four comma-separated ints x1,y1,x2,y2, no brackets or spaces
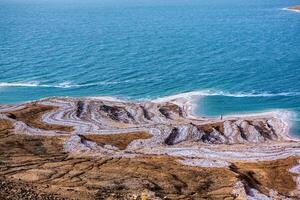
0,98,300,200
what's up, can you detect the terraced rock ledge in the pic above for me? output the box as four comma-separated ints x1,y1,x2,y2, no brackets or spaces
1,96,300,199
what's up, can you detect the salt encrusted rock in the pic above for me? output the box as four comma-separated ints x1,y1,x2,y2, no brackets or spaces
0,96,294,156
180,158,230,168
164,125,204,145
0,96,299,199
224,121,246,144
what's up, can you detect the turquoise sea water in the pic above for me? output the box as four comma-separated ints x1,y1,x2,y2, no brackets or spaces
1,0,300,134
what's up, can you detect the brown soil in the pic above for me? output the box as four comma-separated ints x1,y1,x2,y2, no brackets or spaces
79,132,152,150
197,122,225,134
0,123,238,199
0,177,69,200
1,101,300,199
233,157,299,197
4,104,73,132
1,123,299,199
0,119,13,134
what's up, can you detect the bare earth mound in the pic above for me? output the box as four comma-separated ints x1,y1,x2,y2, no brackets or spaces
1,97,300,199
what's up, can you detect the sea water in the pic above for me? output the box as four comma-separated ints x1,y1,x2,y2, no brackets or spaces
0,0,300,134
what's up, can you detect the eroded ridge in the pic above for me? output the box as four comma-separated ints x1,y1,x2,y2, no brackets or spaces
0,96,300,199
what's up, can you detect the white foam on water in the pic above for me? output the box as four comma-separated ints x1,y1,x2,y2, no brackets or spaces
189,89,300,98
152,90,300,102
1,82,300,99
282,7,300,13
0,81,40,87
0,80,124,88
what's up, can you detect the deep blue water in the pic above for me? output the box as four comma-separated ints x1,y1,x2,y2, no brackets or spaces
1,0,300,134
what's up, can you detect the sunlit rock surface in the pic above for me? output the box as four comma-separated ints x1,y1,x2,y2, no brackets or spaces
0,97,300,199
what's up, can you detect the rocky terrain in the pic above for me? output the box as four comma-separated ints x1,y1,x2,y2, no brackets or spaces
0,96,300,199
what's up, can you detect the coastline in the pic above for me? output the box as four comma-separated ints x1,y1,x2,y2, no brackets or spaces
1,94,298,146
219,109,296,141
152,91,203,119
1,0,300,198
153,91,297,141
1,95,300,199
1,93,297,140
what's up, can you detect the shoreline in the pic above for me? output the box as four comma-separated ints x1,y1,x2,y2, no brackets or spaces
151,92,297,141
1,95,300,199
1,92,297,141
152,91,203,119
